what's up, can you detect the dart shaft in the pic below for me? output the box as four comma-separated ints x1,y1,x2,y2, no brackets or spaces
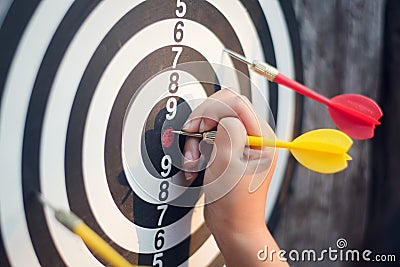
225,49,380,127
189,131,349,155
225,49,382,140
203,132,289,149
73,222,136,267
255,64,332,106
274,73,331,106
256,61,380,125
35,192,144,267
215,133,299,150
176,129,352,173
54,210,139,267
246,135,290,149
224,49,331,106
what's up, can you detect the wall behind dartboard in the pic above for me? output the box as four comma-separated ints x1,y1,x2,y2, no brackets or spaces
275,1,387,267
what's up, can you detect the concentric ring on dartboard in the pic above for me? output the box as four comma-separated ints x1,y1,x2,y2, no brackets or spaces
0,1,302,267
67,10,258,265
40,4,254,266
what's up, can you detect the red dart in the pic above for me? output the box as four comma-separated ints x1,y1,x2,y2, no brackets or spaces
224,48,383,140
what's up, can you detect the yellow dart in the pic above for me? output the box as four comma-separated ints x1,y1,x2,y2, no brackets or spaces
172,128,353,174
35,192,148,267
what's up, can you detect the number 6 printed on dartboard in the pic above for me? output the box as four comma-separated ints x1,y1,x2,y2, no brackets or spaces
154,1,187,266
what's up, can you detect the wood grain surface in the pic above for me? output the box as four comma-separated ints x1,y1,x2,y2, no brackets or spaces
274,1,386,266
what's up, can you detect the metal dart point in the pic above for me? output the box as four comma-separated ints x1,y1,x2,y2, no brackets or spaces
35,191,57,211
223,48,253,65
223,48,279,81
171,130,203,138
172,130,217,144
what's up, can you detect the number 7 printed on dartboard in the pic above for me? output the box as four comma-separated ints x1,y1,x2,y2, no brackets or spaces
153,1,187,266
0,0,303,266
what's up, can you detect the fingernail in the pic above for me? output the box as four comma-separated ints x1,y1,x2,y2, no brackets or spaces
185,172,194,180
184,151,194,180
182,120,191,131
184,150,193,164
199,120,205,133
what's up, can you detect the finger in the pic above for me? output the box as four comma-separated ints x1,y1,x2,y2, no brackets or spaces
183,89,262,135
182,98,225,133
208,117,247,178
216,117,247,156
243,146,274,162
182,117,201,133
248,148,278,193
256,112,275,137
244,112,277,192
182,136,200,180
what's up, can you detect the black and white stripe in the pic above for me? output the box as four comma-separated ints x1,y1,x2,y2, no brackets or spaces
0,1,302,266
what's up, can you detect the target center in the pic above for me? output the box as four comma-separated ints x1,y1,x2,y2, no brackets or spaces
162,128,175,148
141,97,191,178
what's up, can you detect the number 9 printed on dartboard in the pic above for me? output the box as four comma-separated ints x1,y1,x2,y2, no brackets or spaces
0,0,303,266
154,1,187,266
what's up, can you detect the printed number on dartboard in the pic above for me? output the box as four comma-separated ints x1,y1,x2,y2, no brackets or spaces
153,1,187,266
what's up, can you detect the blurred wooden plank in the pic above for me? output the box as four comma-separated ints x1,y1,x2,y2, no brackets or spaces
274,1,385,266
371,0,400,219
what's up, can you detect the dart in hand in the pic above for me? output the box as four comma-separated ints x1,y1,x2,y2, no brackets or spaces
224,48,383,140
173,129,353,174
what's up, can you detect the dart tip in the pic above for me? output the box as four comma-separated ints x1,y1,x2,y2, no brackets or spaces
34,191,56,211
223,48,253,65
222,48,231,53
170,130,203,138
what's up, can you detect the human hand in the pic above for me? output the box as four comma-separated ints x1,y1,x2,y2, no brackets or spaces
181,88,277,233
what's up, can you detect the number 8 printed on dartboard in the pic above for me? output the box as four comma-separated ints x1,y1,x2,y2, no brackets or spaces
0,0,303,266
154,1,187,266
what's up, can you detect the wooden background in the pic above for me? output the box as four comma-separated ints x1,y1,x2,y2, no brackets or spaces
273,1,400,266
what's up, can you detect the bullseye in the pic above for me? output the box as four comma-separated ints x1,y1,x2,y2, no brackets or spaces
141,96,192,179
162,128,175,148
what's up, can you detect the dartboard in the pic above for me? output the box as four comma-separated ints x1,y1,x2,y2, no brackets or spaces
0,0,302,266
